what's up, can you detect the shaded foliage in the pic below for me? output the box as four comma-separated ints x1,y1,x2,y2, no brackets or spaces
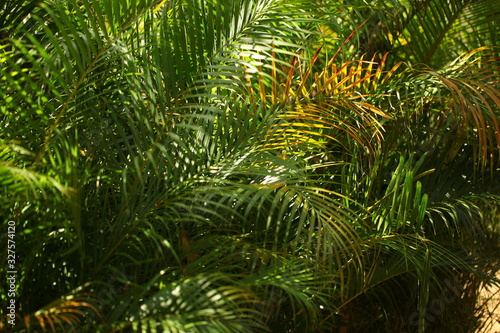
1,0,500,332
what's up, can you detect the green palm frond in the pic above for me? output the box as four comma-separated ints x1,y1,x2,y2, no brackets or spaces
2,0,500,332
124,273,263,333
337,0,500,67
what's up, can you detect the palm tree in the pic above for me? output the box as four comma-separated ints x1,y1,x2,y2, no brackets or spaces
1,0,499,332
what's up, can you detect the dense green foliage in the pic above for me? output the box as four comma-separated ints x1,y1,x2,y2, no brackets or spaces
1,0,500,332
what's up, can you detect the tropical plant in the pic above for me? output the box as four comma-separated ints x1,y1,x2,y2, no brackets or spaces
1,0,499,332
